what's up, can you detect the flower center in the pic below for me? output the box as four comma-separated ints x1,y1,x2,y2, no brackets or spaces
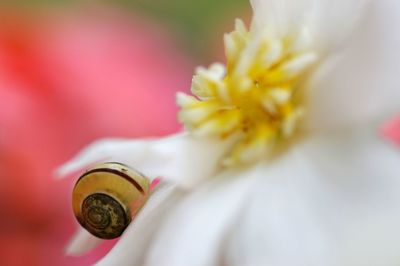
178,19,317,166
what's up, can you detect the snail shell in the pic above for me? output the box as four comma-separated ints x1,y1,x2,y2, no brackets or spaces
72,162,150,239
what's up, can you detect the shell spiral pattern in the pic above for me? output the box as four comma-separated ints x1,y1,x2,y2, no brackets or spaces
72,162,150,239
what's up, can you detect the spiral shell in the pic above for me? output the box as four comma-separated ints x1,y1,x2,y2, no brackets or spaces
72,162,150,239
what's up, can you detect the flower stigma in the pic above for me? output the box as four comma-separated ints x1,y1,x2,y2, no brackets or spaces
178,19,318,166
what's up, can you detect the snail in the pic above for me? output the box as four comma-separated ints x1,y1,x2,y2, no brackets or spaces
72,162,150,239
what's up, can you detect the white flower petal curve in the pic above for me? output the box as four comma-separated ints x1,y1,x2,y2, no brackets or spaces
224,128,400,266
250,0,369,53
306,0,400,132
56,133,234,187
65,228,103,256
145,167,259,266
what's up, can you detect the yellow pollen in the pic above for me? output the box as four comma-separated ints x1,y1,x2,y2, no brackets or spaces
177,19,318,166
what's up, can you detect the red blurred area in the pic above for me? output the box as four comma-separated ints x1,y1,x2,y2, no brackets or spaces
0,6,192,266
382,114,400,146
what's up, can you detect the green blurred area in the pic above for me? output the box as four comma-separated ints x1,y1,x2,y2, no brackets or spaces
2,0,250,60
124,0,250,60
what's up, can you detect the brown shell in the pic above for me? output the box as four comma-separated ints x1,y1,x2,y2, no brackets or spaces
72,162,150,239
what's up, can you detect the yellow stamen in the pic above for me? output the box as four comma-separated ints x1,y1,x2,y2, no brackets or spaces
178,19,318,165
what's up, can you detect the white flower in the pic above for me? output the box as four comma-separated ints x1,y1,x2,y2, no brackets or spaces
58,0,400,265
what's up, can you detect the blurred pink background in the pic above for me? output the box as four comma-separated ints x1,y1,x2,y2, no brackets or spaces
382,114,400,146
0,6,193,265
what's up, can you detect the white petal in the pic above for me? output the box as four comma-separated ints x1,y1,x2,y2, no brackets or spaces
306,0,400,132
66,228,103,256
145,167,259,266
97,182,186,266
56,132,234,188
250,0,369,52
56,137,153,178
82,126,400,265
225,127,400,266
